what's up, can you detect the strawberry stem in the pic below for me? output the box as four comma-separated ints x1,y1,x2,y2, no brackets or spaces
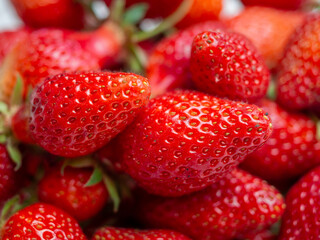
132,0,193,42
109,0,126,24
127,43,148,73
267,79,277,101
103,174,120,212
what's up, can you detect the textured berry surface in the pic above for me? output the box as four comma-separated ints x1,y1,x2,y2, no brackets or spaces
11,0,84,29
279,166,320,239
2,203,87,239
241,0,306,10
277,14,320,110
91,227,191,240
137,169,285,240
190,31,270,103
242,99,320,182
38,166,109,221
29,72,150,157
12,104,34,144
0,144,16,202
147,21,226,97
116,90,272,196
227,7,305,69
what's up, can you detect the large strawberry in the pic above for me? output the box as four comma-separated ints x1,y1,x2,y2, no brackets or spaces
1,203,87,239
190,31,270,103
38,166,109,221
277,13,320,111
113,90,272,196
279,166,320,239
147,21,226,97
241,99,320,182
92,227,191,240
10,0,85,29
29,72,151,158
137,169,285,240
227,7,305,69
241,0,306,10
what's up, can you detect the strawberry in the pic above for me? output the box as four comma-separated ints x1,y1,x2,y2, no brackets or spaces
10,0,85,29
241,0,306,10
29,72,151,158
279,166,320,239
11,104,34,144
227,7,305,69
241,99,320,182
137,169,285,240
1,203,87,239
0,144,17,202
38,166,109,221
190,31,270,103
91,227,191,240
0,28,29,65
277,13,320,111
147,21,226,97
115,90,272,196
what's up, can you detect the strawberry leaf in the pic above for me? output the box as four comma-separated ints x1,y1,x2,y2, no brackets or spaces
6,140,22,171
0,135,6,143
61,157,95,175
0,195,20,227
0,102,9,115
85,167,103,187
103,175,120,212
10,74,23,107
123,3,148,25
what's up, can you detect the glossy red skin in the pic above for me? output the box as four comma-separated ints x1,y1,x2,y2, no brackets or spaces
279,166,320,239
0,144,16,202
38,167,108,221
137,169,285,240
2,203,87,239
227,7,305,69
29,72,151,158
92,227,191,240
116,90,272,196
191,31,270,103
241,0,306,10
277,14,320,111
11,104,34,144
104,0,222,28
10,0,84,29
0,28,29,65
241,99,320,182
147,21,226,97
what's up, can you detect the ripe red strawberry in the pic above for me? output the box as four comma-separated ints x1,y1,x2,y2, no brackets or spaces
115,90,272,196
190,31,270,103
147,21,226,97
0,28,29,65
29,72,151,158
241,0,306,10
92,227,191,240
277,13,320,111
0,144,17,202
11,104,34,144
38,166,108,221
279,166,320,239
241,99,320,182
137,169,285,240
227,7,305,69
10,0,84,29
1,203,87,239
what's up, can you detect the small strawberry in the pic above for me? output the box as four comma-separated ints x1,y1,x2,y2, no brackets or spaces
1,203,87,239
115,90,272,196
241,99,320,182
38,166,109,221
190,31,270,103
11,104,34,144
241,0,306,10
137,169,285,240
29,72,151,158
147,21,226,97
277,13,320,111
279,166,320,239
91,227,191,240
227,7,305,69
10,0,85,29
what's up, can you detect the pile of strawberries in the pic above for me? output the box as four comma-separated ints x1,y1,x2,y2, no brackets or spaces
0,0,319,239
